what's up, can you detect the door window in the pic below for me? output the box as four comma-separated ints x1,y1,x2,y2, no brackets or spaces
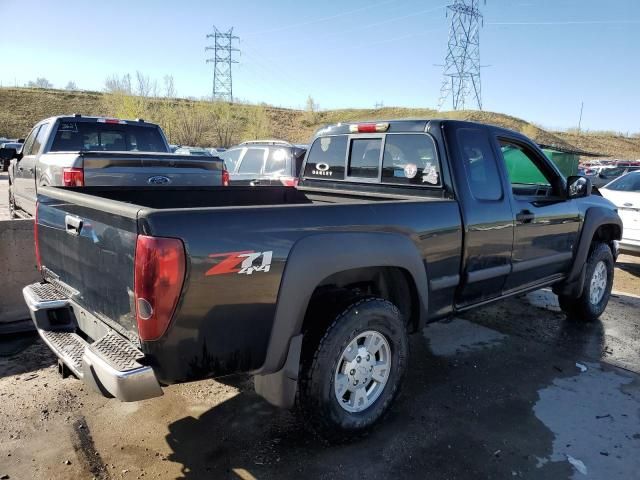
499,140,553,196
30,123,49,155
238,148,266,174
456,128,503,201
21,126,40,156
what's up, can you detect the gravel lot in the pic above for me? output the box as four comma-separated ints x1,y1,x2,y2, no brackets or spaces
1,170,639,479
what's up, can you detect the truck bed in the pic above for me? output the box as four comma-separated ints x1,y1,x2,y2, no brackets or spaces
35,184,461,382
58,184,445,210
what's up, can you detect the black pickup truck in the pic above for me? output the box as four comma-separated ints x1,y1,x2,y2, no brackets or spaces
24,120,622,440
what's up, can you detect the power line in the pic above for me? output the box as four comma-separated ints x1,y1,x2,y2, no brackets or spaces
437,0,486,111
205,26,240,101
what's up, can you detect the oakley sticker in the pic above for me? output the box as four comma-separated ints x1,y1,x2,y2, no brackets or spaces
206,250,273,276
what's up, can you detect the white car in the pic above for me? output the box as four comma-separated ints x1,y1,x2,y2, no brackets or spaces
600,171,640,255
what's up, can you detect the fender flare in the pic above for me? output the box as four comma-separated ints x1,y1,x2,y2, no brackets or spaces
556,206,622,297
256,232,429,376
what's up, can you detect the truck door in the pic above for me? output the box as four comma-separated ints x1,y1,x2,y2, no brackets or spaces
444,125,514,306
494,136,581,292
13,124,42,215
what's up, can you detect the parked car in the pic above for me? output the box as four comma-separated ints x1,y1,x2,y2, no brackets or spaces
589,165,640,188
174,146,214,156
24,119,621,441
220,140,306,186
600,171,640,255
0,142,22,171
6,115,228,217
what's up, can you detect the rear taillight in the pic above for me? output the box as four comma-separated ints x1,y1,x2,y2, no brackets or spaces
134,235,186,341
62,167,84,187
279,176,299,187
34,201,41,272
222,169,230,187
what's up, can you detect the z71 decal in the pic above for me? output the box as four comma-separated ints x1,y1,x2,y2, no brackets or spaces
206,250,273,276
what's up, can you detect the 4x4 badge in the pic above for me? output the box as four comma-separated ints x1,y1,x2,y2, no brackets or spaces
206,250,273,276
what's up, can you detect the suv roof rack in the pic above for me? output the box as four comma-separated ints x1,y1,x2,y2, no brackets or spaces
239,139,293,147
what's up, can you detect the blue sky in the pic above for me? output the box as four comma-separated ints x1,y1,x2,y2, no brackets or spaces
1,0,638,132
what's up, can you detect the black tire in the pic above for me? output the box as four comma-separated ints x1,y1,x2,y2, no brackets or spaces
297,297,408,443
559,242,614,321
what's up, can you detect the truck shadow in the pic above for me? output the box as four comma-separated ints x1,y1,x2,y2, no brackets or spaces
163,310,595,480
0,331,55,378
616,257,640,279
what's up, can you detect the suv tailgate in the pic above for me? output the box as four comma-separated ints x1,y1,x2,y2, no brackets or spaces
82,152,224,186
37,186,140,339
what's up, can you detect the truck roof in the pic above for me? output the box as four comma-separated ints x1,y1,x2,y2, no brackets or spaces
36,114,157,126
313,119,525,139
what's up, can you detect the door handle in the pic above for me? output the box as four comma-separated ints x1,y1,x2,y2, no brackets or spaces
516,210,535,224
17,166,23,172
65,215,83,236
28,168,34,173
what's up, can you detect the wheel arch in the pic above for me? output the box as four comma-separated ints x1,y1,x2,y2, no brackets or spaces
256,232,428,376
555,206,622,297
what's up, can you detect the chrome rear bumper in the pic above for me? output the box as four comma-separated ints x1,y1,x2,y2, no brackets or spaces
23,282,163,402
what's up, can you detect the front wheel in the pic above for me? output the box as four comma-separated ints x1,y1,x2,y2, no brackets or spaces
559,242,614,321
297,297,408,442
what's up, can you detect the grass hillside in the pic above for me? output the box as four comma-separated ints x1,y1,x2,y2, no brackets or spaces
1,87,638,159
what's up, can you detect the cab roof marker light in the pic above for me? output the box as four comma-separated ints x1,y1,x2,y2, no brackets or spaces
97,118,127,124
349,122,390,133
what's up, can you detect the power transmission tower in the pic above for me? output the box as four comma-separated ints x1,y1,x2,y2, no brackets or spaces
205,26,239,101
437,0,485,111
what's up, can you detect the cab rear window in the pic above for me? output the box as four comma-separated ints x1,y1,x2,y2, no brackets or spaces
304,135,347,179
50,122,166,152
304,133,440,186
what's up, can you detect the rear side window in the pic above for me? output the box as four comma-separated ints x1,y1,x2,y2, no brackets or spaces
50,122,166,152
457,128,503,201
382,134,440,186
238,148,266,174
304,135,348,179
264,147,290,174
348,138,381,179
221,148,242,172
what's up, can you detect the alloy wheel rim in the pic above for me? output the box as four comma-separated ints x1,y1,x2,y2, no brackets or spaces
333,330,391,413
589,261,607,305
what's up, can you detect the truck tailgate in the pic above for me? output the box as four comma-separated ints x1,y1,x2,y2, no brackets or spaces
82,152,223,187
37,188,140,339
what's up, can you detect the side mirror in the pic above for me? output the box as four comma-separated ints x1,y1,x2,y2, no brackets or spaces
0,147,17,161
567,175,591,199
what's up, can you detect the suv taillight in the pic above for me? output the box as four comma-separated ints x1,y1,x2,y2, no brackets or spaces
34,201,41,272
62,167,84,187
279,176,298,187
134,235,186,341
222,169,230,187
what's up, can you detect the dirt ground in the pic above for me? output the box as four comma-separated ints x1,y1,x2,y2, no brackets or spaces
1,283,639,479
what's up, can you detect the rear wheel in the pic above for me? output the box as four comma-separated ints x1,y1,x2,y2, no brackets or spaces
297,297,408,442
559,242,614,321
